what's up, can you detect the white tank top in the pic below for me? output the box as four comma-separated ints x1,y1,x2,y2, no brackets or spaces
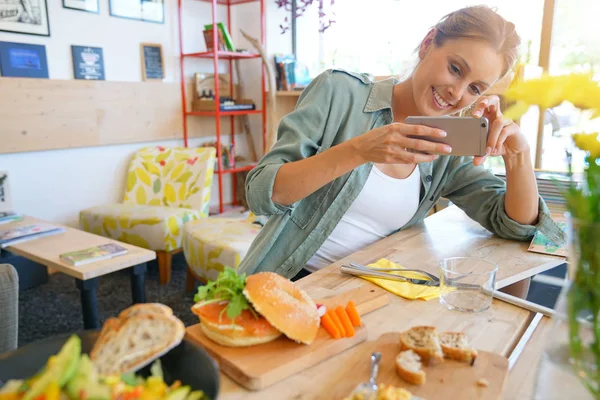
305,165,421,272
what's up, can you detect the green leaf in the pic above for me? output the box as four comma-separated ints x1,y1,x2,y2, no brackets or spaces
192,267,249,321
176,171,193,184
153,178,161,194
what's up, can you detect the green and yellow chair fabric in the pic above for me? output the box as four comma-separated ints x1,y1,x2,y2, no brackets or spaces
80,146,216,284
183,214,262,290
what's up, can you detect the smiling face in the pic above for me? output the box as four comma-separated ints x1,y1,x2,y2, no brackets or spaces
411,32,505,116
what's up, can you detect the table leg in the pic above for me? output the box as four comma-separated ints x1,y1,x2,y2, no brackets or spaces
130,263,147,304
75,278,99,330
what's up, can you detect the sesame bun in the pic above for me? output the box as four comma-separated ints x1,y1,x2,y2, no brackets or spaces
243,272,320,345
191,301,282,347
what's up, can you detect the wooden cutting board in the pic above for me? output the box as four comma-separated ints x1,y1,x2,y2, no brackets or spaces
185,284,390,391
326,332,508,400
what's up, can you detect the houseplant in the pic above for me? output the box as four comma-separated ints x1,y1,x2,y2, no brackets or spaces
504,73,600,398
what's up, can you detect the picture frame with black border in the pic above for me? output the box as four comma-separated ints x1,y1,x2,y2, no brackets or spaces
0,41,49,78
63,0,99,14
0,172,11,213
109,0,164,24
71,45,105,80
0,0,50,36
140,43,164,81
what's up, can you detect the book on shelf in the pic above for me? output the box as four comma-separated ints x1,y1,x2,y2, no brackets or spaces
60,243,128,266
528,221,568,257
0,212,23,224
0,223,65,248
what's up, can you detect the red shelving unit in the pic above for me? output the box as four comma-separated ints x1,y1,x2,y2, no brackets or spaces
177,0,266,214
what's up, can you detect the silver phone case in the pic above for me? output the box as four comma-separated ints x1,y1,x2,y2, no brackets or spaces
404,116,489,157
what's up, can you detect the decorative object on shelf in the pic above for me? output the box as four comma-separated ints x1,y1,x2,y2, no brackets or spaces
275,0,335,34
240,29,277,151
140,43,164,81
0,172,12,213
191,72,255,112
202,25,227,52
0,41,48,78
203,22,235,52
71,45,105,80
504,74,600,399
63,0,99,14
0,0,49,36
109,0,164,23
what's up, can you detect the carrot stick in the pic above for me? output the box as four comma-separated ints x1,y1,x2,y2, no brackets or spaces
328,309,346,337
345,301,361,327
335,306,355,337
320,313,341,339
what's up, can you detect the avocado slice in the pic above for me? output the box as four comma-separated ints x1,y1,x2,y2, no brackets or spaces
166,386,191,400
65,355,110,400
186,390,207,400
23,335,82,400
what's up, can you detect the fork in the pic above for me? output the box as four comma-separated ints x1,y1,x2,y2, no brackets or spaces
341,265,438,286
350,262,440,282
350,352,381,399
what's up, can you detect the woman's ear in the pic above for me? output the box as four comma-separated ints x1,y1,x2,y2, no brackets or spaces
418,29,436,60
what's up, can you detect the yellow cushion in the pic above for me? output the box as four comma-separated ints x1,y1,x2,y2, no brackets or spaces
183,218,261,282
123,146,215,217
80,204,201,252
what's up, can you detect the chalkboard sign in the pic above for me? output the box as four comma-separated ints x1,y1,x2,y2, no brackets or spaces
141,43,164,81
71,45,105,80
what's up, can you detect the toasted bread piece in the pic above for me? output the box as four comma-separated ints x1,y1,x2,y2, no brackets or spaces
439,331,478,364
90,312,185,375
118,303,173,319
399,326,443,364
395,349,426,385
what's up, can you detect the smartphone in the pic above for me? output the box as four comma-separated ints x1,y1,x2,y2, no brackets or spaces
404,116,489,157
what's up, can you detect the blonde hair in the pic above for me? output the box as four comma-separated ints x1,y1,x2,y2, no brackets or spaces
431,5,521,78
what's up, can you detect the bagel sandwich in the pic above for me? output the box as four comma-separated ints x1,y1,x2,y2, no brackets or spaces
191,268,320,347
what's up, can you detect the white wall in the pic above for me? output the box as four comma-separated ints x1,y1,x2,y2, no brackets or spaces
0,0,291,226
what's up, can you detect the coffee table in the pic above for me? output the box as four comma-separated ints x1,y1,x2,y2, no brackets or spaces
3,216,156,329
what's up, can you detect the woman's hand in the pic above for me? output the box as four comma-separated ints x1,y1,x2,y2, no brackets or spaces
351,122,452,165
471,95,531,166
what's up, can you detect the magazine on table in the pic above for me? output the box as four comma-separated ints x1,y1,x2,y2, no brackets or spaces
0,224,65,248
60,243,128,266
528,221,568,257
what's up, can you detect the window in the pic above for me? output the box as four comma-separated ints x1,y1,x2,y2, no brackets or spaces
295,1,544,79
541,0,600,172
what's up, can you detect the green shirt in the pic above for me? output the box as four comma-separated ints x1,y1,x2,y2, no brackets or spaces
240,69,566,279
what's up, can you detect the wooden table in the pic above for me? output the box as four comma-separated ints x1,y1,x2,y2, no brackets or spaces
2,216,156,329
214,206,565,399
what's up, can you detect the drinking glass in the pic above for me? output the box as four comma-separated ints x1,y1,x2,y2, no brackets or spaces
439,257,497,312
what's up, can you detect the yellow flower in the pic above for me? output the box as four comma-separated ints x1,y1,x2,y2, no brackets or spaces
572,132,600,158
505,74,566,109
505,73,600,115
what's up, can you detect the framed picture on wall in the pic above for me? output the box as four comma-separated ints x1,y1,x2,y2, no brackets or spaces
109,0,164,23
0,0,50,36
140,43,163,81
0,172,12,213
71,45,105,80
0,41,49,78
63,0,99,14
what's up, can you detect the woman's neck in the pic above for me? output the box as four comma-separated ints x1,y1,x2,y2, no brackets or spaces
392,77,421,123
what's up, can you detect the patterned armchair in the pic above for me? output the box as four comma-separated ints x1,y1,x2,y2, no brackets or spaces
80,146,215,284
182,213,264,290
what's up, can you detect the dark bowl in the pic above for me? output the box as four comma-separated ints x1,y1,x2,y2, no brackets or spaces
0,331,220,399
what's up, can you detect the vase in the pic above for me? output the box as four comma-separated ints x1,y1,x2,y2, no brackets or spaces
534,217,600,399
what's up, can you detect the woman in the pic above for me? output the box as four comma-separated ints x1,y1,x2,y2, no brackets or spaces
240,5,565,281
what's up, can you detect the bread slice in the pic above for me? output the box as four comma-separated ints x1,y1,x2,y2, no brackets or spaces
118,303,173,319
439,331,478,364
399,326,443,364
395,350,426,385
90,312,185,375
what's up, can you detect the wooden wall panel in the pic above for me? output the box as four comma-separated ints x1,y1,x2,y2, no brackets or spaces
0,78,184,154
